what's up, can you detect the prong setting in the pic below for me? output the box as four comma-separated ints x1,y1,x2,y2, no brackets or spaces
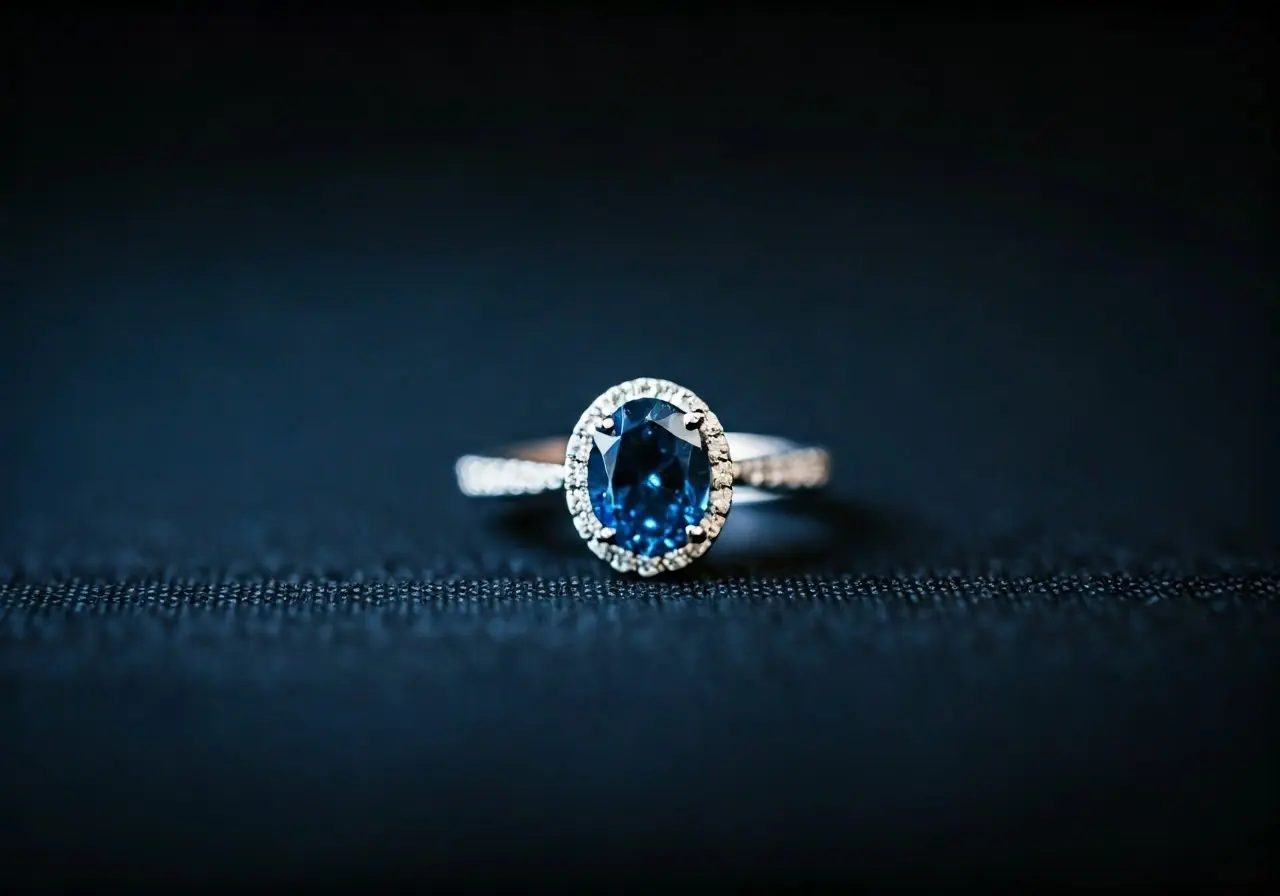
564,377,734,575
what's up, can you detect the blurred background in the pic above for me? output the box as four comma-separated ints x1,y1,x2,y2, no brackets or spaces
3,11,1277,886
6,11,1275,576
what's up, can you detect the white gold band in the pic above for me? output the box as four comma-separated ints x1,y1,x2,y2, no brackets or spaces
456,433,830,505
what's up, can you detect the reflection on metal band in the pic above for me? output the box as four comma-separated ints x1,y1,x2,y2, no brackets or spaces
456,433,830,504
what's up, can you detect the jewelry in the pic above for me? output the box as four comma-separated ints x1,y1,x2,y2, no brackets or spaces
455,377,831,576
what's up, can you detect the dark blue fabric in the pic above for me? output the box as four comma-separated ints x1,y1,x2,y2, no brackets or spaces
3,12,1277,886
4,576,1276,886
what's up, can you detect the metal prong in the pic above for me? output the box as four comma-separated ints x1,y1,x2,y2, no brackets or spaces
685,524,707,543
596,527,617,544
682,411,704,430
596,417,615,434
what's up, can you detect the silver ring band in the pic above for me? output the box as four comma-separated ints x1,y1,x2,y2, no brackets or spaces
456,433,830,505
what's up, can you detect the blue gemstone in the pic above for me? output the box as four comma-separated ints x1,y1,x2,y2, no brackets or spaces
587,397,712,558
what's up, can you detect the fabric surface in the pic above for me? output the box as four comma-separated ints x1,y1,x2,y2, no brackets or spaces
3,575,1277,885
4,12,1277,886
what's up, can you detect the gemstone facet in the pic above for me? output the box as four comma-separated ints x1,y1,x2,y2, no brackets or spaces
587,398,712,558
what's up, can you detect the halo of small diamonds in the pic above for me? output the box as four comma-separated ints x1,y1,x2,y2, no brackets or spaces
564,377,734,576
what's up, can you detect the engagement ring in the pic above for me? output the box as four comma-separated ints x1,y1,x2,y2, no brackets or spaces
456,377,831,576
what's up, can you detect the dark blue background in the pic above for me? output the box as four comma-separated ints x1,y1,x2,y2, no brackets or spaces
3,12,1277,886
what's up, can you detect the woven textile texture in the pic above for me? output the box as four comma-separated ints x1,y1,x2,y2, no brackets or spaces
2,573,1277,885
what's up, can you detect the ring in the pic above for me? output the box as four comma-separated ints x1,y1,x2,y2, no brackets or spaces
455,377,831,576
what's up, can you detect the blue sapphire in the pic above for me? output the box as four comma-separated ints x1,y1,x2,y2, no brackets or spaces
588,398,712,557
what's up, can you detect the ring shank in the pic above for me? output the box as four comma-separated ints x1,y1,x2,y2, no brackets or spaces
456,433,830,504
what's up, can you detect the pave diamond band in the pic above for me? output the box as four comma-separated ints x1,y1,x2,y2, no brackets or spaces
455,377,831,576
455,433,830,503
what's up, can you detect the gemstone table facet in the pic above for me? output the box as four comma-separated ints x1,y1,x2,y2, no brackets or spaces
587,398,712,557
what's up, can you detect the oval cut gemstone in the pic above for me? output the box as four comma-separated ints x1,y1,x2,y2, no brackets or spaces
587,398,712,557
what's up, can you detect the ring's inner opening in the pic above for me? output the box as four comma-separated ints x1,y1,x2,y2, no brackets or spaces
508,438,571,464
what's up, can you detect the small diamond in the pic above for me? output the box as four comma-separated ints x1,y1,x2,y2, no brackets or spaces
588,398,712,558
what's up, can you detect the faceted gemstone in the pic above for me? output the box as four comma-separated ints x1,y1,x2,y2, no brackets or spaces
587,398,712,557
